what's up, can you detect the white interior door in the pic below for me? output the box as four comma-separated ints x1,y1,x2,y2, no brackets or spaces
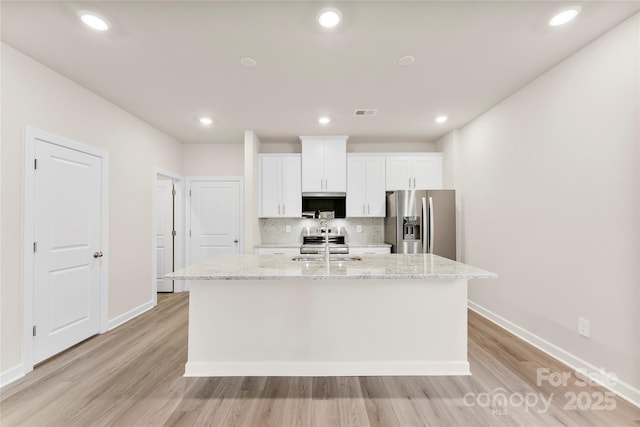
155,180,174,292
189,179,241,264
33,139,102,364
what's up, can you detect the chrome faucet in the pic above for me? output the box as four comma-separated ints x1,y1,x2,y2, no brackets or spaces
320,218,330,263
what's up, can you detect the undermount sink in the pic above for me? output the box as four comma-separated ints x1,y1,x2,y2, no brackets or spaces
291,256,362,262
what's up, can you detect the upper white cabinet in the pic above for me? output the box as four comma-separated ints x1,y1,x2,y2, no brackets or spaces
300,136,348,192
385,153,443,190
347,155,386,217
258,154,301,218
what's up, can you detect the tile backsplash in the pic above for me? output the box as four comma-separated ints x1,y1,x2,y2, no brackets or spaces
260,217,385,246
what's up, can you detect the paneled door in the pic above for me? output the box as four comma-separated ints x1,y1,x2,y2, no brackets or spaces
33,139,103,364
189,179,241,265
156,180,174,292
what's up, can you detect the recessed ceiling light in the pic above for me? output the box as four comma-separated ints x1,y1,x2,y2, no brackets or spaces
318,8,342,28
199,117,213,126
435,115,448,124
398,56,415,66
318,116,331,125
549,7,581,26
78,11,110,31
240,57,257,68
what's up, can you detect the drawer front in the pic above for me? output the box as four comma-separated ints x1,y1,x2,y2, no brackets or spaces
349,247,391,255
254,247,300,255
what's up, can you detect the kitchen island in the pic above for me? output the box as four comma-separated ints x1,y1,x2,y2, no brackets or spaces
170,253,496,377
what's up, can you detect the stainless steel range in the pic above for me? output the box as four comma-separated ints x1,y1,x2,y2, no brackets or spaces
300,223,349,255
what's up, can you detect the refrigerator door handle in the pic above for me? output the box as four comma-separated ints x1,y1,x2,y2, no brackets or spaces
428,196,435,254
422,197,428,253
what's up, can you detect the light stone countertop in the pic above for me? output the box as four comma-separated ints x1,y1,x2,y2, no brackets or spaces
169,254,497,281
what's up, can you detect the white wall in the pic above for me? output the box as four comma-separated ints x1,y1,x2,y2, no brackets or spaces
0,44,184,374
244,131,261,253
182,143,244,176
435,130,458,189
438,14,640,400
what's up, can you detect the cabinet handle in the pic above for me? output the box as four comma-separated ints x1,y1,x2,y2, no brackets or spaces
413,177,416,188
409,178,411,188
282,204,285,215
279,204,282,215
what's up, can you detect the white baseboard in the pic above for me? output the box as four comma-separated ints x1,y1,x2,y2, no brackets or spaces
107,300,154,331
1,363,25,388
468,300,640,408
184,360,470,377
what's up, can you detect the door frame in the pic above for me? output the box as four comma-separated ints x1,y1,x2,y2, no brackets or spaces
22,127,109,374
151,168,185,299
185,176,245,274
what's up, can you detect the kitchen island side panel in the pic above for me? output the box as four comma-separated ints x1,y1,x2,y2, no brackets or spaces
185,279,469,376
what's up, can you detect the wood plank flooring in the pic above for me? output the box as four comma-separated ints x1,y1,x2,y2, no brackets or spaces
1,293,638,426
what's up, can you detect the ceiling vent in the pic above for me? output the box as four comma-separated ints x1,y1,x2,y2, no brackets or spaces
354,109,377,117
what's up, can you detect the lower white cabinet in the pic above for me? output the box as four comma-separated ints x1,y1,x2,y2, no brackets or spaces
349,246,391,255
255,246,389,255
254,247,300,255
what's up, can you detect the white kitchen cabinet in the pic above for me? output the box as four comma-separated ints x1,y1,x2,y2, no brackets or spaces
258,154,301,218
385,153,443,190
254,246,300,255
300,136,348,192
349,246,391,255
347,155,386,217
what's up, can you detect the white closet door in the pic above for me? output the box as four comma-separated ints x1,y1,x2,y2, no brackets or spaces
33,139,102,363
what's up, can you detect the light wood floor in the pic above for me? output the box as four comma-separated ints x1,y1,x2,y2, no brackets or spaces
1,293,638,426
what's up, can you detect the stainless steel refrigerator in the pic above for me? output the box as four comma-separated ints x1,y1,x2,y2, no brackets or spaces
385,190,456,260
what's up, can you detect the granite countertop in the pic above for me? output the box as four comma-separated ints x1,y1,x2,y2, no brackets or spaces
169,254,497,281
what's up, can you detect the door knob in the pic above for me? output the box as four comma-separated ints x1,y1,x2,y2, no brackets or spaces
93,251,103,258
233,239,239,243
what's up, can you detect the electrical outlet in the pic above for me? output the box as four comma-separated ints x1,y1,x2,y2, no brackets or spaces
578,317,590,338
356,225,362,233
285,225,291,233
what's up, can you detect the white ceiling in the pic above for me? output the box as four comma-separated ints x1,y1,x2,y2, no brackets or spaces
2,1,639,145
